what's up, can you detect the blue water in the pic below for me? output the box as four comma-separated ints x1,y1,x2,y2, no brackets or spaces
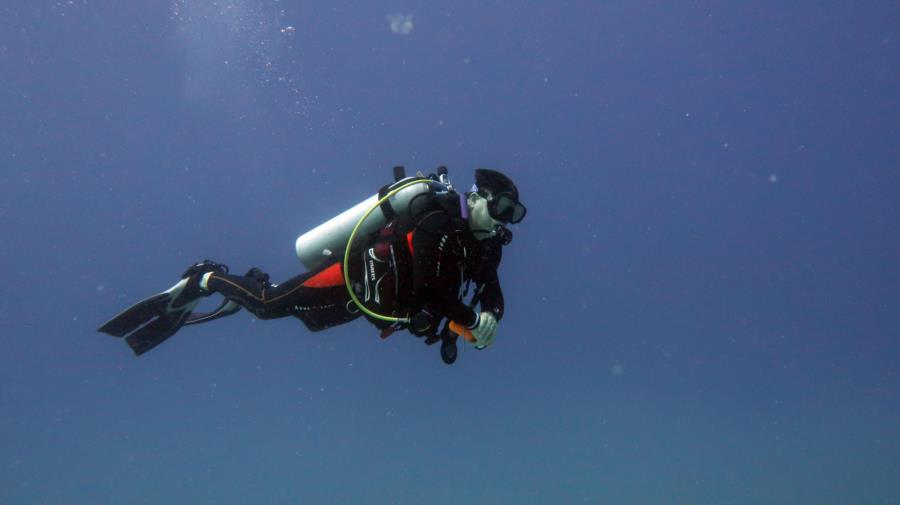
2,1,898,504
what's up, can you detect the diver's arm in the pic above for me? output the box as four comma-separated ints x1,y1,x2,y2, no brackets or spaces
473,239,504,320
478,267,505,321
412,211,479,327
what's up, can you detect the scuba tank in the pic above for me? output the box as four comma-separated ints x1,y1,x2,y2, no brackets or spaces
295,166,457,271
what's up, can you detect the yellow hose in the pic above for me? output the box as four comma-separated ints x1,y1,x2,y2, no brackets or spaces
343,179,431,323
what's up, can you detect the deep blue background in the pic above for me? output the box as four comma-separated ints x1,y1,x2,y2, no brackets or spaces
2,1,898,503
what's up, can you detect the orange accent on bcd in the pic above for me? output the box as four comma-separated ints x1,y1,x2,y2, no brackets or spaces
302,262,345,288
406,231,415,255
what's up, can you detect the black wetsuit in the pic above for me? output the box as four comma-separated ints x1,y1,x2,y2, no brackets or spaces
204,194,505,337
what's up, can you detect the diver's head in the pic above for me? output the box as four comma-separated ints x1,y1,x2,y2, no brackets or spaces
466,168,526,241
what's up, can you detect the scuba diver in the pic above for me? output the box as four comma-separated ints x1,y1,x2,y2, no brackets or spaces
98,167,526,365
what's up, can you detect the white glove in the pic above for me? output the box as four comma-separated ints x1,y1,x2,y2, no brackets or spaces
469,311,498,348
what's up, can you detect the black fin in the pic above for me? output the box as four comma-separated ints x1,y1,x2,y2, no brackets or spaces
185,300,241,326
97,293,171,338
125,311,192,356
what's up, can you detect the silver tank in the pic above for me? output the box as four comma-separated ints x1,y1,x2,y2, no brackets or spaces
295,178,437,271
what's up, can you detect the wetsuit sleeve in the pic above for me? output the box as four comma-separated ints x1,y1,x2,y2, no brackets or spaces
478,245,505,321
412,210,479,327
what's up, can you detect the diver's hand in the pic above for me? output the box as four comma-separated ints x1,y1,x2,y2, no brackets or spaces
469,311,498,348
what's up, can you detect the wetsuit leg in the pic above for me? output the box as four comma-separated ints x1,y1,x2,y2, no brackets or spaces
205,262,361,331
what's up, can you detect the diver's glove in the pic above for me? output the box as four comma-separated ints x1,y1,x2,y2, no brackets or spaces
468,311,498,349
